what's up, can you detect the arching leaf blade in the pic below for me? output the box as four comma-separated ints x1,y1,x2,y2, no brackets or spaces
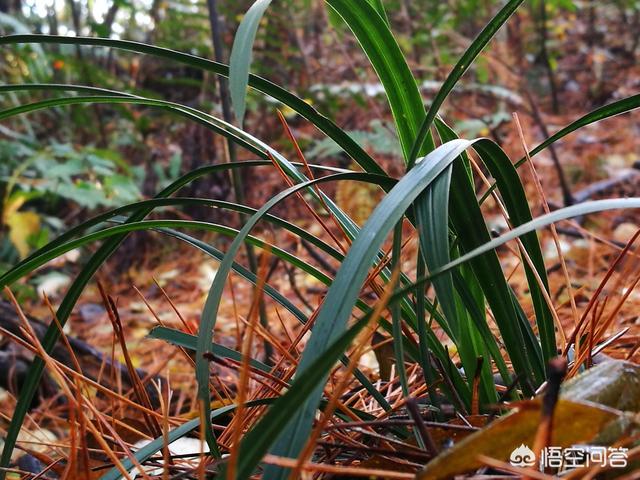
408,0,524,167
229,0,273,124
325,0,433,162
263,140,481,479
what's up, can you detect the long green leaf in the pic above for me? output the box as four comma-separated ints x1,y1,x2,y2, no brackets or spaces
263,139,480,479
0,95,266,158
0,73,580,396
99,399,274,480
0,91,456,479
366,0,389,25
156,227,309,326
325,0,433,162
148,326,271,372
472,139,554,365
414,254,443,416
2,195,349,287
479,94,640,204
407,0,524,168
526,94,640,161
417,127,500,402
389,223,414,438
416,166,458,339
0,84,380,466
229,0,272,124
434,198,640,277
452,268,507,393
0,83,134,97
3,219,316,321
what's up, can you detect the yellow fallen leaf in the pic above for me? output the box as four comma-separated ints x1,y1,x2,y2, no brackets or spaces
417,399,620,480
2,194,41,258
5,210,40,259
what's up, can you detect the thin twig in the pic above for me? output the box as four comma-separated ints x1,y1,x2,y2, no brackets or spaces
405,398,438,457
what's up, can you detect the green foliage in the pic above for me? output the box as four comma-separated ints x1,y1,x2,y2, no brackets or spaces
306,119,400,159
230,0,273,124
26,143,141,208
0,136,143,259
0,2,639,480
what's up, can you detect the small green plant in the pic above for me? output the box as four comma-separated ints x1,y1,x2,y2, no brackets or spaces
0,135,149,262
0,1,639,479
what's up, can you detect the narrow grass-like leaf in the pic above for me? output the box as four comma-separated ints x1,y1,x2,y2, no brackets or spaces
1,215,337,292
325,0,433,162
1,219,323,321
99,399,274,480
0,79,420,480
452,269,508,391
229,0,272,124
4,199,393,354
525,94,640,162
0,86,392,258
407,0,524,167
416,166,458,339
366,0,389,25
412,163,486,402
0,96,267,158
141,226,412,411
0,89,387,465
390,224,411,421
414,255,443,416
234,309,375,479
148,326,271,372
472,139,554,365
479,94,640,204
263,140,479,479
433,198,640,278
0,83,134,97
0,207,393,466
455,297,495,404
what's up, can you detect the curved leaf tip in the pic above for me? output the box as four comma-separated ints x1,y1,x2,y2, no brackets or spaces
229,0,273,125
